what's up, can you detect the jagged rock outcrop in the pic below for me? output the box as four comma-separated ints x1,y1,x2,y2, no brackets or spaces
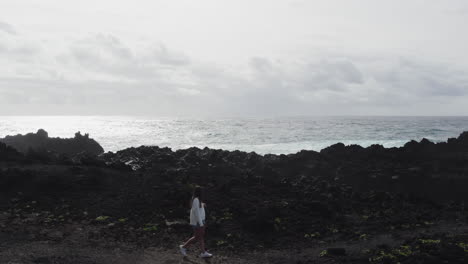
0,129,104,156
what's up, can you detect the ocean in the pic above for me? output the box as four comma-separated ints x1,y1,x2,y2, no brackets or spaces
1,116,467,155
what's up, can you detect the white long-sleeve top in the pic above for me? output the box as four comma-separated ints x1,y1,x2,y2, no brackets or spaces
190,197,206,227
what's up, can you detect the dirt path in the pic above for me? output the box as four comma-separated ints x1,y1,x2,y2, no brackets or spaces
1,220,466,264
0,241,251,264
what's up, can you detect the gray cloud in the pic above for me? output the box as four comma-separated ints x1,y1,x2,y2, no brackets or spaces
2,0,468,116
0,21,16,35
62,34,193,84
372,58,468,98
1,31,468,116
220,55,468,115
150,44,191,66
250,57,274,73
0,22,40,60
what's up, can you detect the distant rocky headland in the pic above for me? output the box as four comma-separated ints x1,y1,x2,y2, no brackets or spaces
0,129,104,156
1,130,467,263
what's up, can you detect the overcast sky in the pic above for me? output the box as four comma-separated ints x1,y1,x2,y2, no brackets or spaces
1,0,468,116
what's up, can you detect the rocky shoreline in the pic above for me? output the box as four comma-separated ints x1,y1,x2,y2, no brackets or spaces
1,130,467,263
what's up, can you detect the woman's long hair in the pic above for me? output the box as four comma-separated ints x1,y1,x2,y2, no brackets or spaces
191,186,203,208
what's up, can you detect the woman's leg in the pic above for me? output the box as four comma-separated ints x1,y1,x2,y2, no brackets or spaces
197,226,206,252
182,236,197,248
182,229,198,248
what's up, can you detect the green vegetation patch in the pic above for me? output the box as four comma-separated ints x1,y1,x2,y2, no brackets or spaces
457,242,468,253
419,239,441,244
143,223,158,232
95,216,110,221
319,250,328,257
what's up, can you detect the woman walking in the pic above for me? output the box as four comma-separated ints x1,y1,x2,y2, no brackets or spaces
179,186,213,258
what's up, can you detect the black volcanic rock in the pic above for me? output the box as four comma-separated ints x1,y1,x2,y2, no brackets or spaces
1,130,468,259
0,142,23,161
456,131,468,146
0,129,104,156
